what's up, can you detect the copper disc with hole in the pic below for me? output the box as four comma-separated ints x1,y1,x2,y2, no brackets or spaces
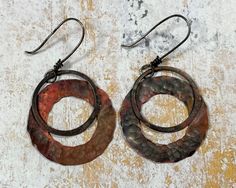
27,79,116,165
120,74,209,162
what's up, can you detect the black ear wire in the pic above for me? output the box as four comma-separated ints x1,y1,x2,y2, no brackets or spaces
25,18,85,72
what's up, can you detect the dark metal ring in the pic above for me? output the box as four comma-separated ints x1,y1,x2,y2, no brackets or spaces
31,70,101,136
44,69,57,83
131,66,202,133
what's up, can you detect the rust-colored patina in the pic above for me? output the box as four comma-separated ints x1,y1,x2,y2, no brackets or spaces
28,79,116,165
120,75,209,162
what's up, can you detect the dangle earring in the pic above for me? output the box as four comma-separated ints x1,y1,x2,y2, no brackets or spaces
120,14,209,162
26,18,116,165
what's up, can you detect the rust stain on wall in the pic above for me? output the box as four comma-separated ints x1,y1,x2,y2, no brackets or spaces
83,17,97,63
165,175,172,186
107,81,119,97
80,0,94,11
203,150,236,187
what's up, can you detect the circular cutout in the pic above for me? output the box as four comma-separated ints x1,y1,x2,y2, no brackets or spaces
32,70,101,136
48,97,93,131
120,70,208,162
28,79,116,165
142,94,188,127
48,97,95,146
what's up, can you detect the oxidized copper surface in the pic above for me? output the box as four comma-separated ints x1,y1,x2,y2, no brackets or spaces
120,76,209,162
28,79,116,165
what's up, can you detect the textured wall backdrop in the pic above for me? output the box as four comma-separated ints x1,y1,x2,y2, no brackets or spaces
0,0,235,187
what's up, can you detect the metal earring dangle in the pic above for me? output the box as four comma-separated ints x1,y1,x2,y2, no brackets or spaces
26,18,116,165
120,14,209,162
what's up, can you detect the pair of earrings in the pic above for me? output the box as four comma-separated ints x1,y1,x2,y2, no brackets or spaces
27,15,208,165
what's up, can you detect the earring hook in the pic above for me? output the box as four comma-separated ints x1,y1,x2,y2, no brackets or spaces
121,14,191,70
25,18,85,74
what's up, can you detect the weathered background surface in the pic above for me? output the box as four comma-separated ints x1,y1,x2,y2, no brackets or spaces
0,0,235,187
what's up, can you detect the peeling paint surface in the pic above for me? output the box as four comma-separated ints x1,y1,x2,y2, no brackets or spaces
0,0,235,187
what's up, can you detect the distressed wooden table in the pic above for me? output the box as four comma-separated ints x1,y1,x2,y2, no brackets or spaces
0,0,235,187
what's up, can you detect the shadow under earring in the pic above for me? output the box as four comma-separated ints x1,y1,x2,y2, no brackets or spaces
26,18,116,165
120,14,209,163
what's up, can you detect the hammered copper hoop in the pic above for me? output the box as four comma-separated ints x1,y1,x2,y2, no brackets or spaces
120,67,209,162
28,79,116,165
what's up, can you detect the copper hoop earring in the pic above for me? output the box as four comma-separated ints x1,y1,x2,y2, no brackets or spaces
120,14,209,163
26,18,116,165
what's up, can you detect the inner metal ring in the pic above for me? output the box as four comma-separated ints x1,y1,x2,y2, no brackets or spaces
131,66,202,133
32,70,101,136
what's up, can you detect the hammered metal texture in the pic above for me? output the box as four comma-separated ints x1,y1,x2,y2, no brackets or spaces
27,79,116,165
120,76,208,162
1,0,236,186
